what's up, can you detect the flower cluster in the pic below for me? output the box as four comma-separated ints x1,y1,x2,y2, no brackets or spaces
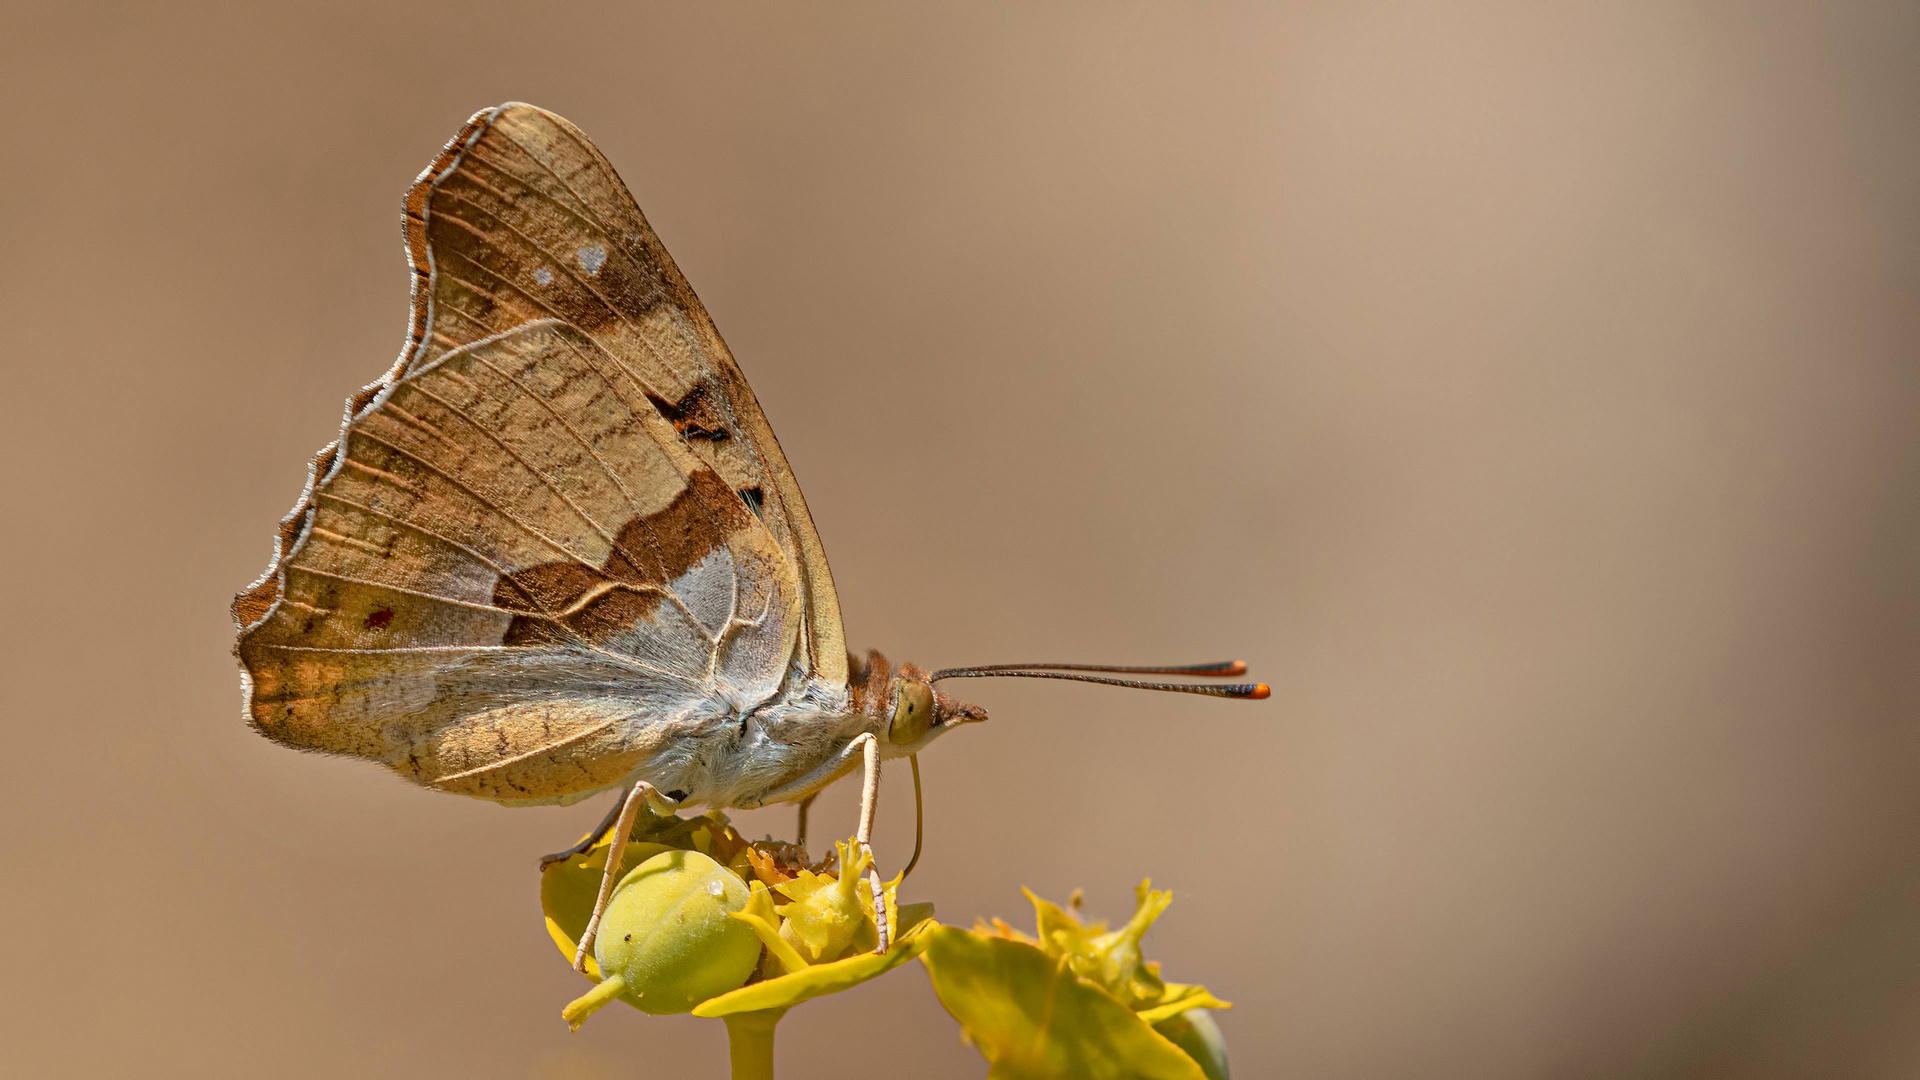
921,881,1231,1080
539,809,1229,1080
539,808,933,1077
709,837,936,1010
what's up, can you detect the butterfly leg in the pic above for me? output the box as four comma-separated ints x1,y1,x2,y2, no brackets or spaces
537,786,632,870
851,733,890,954
795,790,820,857
573,780,678,972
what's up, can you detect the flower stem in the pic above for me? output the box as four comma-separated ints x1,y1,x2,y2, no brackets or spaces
721,1007,786,1080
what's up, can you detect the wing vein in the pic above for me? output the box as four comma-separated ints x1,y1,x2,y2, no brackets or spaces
428,233,583,326
376,383,626,557
462,349,646,518
287,566,509,615
458,134,682,382
312,489,557,617
342,425,704,666
429,710,632,786
434,186,648,350
251,643,528,655
379,375,715,643
347,427,587,566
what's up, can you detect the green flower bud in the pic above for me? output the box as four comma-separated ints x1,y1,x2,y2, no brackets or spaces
1154,1008,1230,1080
562,849,761,1026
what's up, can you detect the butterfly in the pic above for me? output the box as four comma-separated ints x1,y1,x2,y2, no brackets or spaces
233,103,1267,961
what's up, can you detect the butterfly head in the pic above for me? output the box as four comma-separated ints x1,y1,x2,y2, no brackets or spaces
854,651,988,754
887,666,989,751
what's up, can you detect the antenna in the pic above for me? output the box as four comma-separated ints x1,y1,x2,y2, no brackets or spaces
932,659,1248,677
929,663,1269,699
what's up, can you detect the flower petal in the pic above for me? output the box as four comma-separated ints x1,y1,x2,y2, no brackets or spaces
730,881,812,976
1134,983,1232,1025
1090,879,1172,1006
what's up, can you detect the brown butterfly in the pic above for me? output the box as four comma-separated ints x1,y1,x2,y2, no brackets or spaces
233,103,1266,961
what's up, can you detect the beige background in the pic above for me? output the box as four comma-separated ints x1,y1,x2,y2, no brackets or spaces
3,3,1916,1077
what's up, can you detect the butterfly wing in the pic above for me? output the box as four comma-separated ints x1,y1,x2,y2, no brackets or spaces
236,320,798,802
398,102,844,687
235,104,845,803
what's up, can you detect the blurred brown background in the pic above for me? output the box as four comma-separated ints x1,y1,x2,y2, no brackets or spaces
3,2,1916,1077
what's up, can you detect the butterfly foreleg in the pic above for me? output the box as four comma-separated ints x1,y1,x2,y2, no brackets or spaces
573,780,680,972
795,790,819,857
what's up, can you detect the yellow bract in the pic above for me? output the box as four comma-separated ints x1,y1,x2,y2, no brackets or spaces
922,880,1231,1080
693,906,935,1018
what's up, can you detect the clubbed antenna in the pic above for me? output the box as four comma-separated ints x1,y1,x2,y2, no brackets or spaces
929,662,1269,699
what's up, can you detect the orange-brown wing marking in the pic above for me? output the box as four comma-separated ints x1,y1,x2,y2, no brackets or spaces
397,103,845,687
236,321,799,802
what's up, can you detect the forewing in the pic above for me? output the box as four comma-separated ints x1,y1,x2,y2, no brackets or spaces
236,321,798,802
397,103,844,685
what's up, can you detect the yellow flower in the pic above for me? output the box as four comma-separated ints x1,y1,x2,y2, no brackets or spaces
768,838,875,963
693,875,936,1018
540,809,934,1079
541,812,1229,1080
921,880,1231,1080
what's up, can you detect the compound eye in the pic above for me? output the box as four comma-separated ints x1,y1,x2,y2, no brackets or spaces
889,679,935,744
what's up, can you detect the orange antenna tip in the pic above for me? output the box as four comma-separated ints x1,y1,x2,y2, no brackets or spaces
1224,660,1248,676
1250,683,1271,699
